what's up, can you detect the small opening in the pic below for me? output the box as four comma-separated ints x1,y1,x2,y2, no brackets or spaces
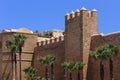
0,42,2,49
109,58,113,80
100,62,104,80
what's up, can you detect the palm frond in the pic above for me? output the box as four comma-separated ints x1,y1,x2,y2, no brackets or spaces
90,44,120,60
39,55,56,65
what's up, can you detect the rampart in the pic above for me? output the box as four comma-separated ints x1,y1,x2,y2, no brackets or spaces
0,31,37,80
33,36,65,80
87,32,120,80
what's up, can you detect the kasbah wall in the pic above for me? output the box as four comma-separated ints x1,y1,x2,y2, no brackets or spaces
0,7,120,80
0,31,37,80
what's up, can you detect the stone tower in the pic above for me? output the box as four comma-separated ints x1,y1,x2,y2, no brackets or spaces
65,7,98,80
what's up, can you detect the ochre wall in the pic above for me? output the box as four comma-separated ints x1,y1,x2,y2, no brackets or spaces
0,32,37,80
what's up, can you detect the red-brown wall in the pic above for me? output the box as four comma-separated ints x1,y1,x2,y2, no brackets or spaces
88,33,120,80
33,40,65,80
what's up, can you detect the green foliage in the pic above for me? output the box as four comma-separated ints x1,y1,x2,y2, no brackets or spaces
73,62,85,71
62,62,75,72
33,30,41,37
90,47,108,60
36,76,45,80
6,39,19,53
43,32,53,38
39,55,56,80
62,62,85,72
105,44,120,57
6,34,27,52
23,66,45,80
90,44,120,60
23,66,37,80
34,30,39,34
39,55,56,65
34,30,53,38
14,34,27,47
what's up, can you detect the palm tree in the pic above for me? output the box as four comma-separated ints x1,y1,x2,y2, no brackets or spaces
39,55,56,80
74,62,85,80
6,39,19,80
102,44,120,80
62,62,75,80
14,34,27,80
23,66,45,80
90,46,108,80
39,56,49,80
90,44,120,80
23,66,37,80
48,55,56,80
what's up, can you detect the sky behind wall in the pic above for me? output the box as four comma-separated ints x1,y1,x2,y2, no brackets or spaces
0,0,120,34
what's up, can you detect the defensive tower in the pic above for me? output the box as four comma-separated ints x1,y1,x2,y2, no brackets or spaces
65,7,98,80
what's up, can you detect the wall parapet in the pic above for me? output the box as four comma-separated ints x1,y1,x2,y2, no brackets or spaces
36,36,64,46
65,7,97,25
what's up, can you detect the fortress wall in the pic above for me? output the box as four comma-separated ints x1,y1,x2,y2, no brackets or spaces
87,34,104,80
1,32,14,52
33,37,65,80
0,32,37,80
102,33,120,80
0,34,1,49
0,52,33,80
0,33,14,79
0,52,12,80
88,33,120,80
17,52,34,80
0,49,2,79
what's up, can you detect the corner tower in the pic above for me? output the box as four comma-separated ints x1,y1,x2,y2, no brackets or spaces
65,7,98,80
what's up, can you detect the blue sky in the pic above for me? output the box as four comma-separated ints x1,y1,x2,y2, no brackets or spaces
0,0,120,34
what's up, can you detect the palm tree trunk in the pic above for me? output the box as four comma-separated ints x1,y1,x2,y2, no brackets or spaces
11,52,14,80
45,66,48,80
51,63,54,80
78,71,80,80
19,47,22,80
19,53,22,80
12,52,16,80
109,58,113,80
15,53,17,80
100,61,104,80
70,72,72,80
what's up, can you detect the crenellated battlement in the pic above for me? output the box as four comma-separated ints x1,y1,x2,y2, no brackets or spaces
65,7,97,24
37,36,64,46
